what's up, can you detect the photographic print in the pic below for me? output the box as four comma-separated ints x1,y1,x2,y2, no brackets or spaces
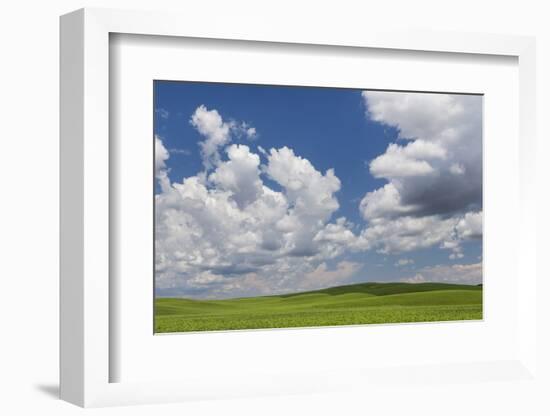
154,82,483,333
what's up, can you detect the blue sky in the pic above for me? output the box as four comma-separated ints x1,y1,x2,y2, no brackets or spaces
154,81,483,298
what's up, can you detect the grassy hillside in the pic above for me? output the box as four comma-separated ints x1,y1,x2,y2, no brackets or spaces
155,282,482,333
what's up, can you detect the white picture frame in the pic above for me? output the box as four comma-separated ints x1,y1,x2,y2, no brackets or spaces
60,7,538,408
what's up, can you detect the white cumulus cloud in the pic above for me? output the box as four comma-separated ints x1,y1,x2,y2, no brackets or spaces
359,91,483,257
394,258,414,267
300,261,362,291
401,262,482,284
155,135,170,191
208,144,263,209
155,107,358,298
190,105,232,169
189,105,259,169
369,140,447,178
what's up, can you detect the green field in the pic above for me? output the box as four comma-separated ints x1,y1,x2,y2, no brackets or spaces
155,282,483,333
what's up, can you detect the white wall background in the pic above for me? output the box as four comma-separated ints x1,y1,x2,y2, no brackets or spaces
0,1,548,415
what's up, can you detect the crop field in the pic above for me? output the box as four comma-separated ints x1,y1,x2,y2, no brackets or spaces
155,282,483,333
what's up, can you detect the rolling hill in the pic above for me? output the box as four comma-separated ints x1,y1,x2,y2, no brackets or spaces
155,281,483,333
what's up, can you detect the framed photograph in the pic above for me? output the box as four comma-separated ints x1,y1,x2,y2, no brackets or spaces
60,8,538,408
152,81,484,334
